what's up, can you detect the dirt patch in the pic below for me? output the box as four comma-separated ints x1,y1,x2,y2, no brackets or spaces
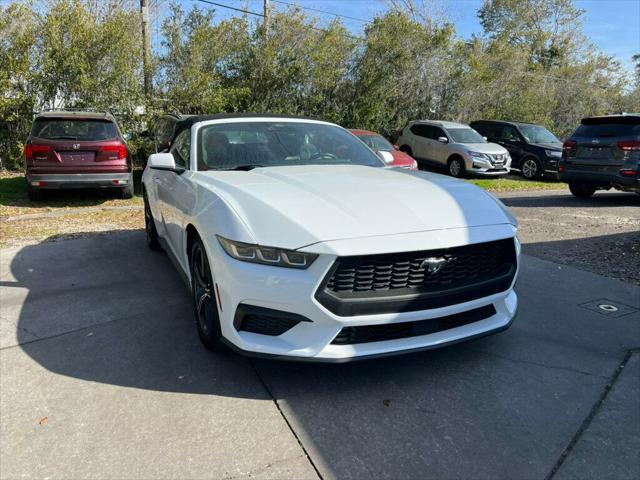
498,190,640,286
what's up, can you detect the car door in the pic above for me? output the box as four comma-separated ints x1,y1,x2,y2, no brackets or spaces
498,125,526,167
155,129,196,270
428,126,450,166
408,124,432,160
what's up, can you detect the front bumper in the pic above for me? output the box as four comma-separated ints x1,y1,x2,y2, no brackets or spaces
208,230,520,361
559,164,640,192
26,173,132,190
465,156,511,176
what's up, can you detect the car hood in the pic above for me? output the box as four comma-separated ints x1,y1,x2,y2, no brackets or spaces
461,143,508,154
531,142,562,150
197,165,516,250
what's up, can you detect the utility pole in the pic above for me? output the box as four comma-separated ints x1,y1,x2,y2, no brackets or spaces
263,0,270,37
140,0,152,100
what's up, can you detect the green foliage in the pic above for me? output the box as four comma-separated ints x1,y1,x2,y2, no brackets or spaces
0,0,635,170
158,4,250,114
0,0,144,169
349,12,460,136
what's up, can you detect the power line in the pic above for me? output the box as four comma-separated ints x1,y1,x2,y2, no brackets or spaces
271,0,371,24
196,0,265,18
193,0,364,41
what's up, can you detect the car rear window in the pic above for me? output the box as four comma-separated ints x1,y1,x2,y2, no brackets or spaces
574,117,640,137
31,118,119,140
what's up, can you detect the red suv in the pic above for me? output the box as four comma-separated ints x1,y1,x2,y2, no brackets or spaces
24,111,134,200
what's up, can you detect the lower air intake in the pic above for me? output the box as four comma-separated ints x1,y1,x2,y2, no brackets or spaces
233,304,310,336
331,305,496,345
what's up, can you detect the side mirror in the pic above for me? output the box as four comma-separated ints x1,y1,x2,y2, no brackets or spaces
148,153,183,173
122,132,132,141
437,136,448,144
483,136,488,141
377,150,395,165
393,144,400,151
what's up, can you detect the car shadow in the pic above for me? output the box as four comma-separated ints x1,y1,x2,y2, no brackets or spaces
5,229,640,479
500,191,640,208
5,230,482,399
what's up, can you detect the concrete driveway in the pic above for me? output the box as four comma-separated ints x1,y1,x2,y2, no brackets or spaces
1,226,639,479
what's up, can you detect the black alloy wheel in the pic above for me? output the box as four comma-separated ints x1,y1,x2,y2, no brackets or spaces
191,239,224,351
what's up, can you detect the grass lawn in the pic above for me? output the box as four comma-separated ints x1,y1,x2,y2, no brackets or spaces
0,171,144,247
0,169,562,248
467,176,562,192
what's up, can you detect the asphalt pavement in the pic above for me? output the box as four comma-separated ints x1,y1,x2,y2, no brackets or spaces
1,217,639,478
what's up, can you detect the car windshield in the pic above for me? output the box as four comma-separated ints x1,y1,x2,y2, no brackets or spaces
356,134,394,152
30,118,118,140
198,121,384,170
519,125,560,144
448,128,485,144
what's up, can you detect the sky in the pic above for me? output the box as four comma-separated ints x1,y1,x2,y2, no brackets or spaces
181,0,640,71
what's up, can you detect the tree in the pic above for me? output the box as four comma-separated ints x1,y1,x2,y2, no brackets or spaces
0,2,39,169
158,4,250,114
236,8,356,122
350,11,460,136
479,0,585,67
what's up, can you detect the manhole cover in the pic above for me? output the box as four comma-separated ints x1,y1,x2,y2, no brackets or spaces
579,298,638,318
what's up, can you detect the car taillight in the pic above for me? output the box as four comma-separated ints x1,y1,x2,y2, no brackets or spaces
563,140,577,151
617,140,640,151
24,144,53,160
619,169,638,177
99,143,128,159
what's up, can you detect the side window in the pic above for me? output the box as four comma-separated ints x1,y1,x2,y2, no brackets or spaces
410,124,431,138
473,123,489,136
154,119,169,151
484,124,501,139
410,125,423,136
501,126,521,142
170,130,191,169
431,127,446,140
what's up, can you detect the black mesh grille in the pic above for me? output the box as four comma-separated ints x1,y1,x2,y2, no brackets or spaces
316,238,517,315
233,305,310,336
331,305,496,345
326,239,513,294
239,314,299,336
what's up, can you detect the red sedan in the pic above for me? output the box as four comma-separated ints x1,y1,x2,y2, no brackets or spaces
350,129,417,170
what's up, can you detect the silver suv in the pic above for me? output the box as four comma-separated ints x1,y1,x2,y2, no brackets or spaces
397,120,511,177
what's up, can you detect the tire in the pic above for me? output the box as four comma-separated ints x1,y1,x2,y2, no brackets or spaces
448,156,465,178
399,145,412,156
569,183,596,198
143,192,162,251
120,173,134,199
521,157,542,180
190,238,224,351
27,188,43,201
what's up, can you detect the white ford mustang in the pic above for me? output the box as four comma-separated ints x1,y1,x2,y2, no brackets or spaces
142,114,520,361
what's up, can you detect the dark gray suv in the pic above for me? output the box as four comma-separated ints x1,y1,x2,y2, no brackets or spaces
559,114,640,197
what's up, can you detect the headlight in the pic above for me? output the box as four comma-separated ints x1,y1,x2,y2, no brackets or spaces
469,151,490,160
217,236,318,269
545,150,562,158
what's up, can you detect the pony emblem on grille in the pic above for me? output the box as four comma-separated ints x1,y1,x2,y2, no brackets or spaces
421,256,452,274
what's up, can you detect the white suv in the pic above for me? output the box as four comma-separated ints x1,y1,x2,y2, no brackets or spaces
397,120,511,177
